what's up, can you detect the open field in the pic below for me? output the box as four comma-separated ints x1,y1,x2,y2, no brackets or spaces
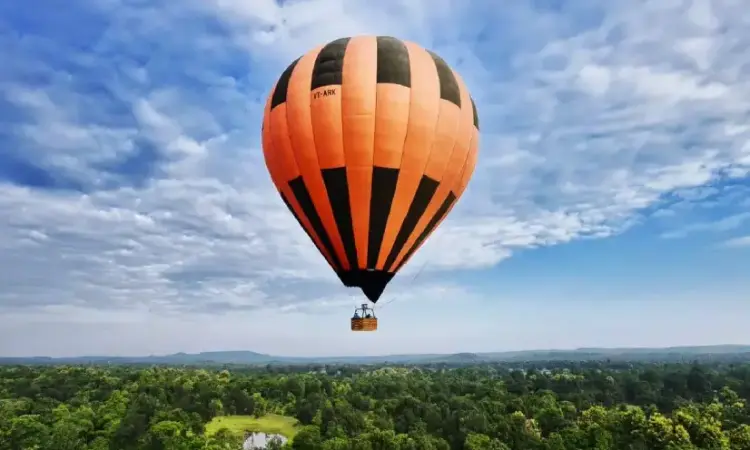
205,414,300,438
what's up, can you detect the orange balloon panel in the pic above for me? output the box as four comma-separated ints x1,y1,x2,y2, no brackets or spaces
261,35,480,303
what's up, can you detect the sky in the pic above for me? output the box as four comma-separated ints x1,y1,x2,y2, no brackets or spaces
1,0,749,358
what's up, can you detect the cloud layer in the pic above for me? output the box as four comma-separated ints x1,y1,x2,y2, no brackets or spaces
1,0,749,327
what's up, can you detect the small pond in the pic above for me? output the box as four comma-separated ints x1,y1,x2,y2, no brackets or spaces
243,432,288,450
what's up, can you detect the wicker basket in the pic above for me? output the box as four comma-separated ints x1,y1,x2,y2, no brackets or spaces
351,317,378,331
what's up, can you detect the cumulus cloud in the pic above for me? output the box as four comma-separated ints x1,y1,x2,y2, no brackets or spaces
1,0,749,327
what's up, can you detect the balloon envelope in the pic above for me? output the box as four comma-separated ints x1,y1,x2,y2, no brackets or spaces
261,35,479,303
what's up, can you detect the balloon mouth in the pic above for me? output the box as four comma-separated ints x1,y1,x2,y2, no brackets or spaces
337,270,395,303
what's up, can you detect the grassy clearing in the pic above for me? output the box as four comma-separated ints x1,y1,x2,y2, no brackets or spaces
205,414,300,438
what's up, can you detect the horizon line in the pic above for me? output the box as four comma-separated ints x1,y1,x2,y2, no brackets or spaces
3,343,749,360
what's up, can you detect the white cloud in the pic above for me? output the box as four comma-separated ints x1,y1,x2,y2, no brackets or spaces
721,235,750,248
662,212,750,239
1,0,750,354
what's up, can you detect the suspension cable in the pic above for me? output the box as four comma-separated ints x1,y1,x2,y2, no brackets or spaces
376,232,446,310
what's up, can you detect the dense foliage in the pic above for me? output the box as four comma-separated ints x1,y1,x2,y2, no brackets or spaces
2,361,750,449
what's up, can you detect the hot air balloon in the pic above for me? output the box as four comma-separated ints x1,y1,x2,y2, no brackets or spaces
261,35,479,331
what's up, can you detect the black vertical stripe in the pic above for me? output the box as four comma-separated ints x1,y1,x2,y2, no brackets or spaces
470,96,479,130
288,176,343,271
271,57,300,109
383,176,440,271
376,36,411,87
311,37,350,90
322,168,358,269
280,192,331,267
394,192,456,272
367,167,400,268
426,50,461,108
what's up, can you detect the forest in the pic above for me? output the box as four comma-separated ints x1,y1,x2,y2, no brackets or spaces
2,359,750,449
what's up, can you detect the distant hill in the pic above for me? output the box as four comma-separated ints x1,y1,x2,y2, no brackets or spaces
438,352,482,363
2,345,750,366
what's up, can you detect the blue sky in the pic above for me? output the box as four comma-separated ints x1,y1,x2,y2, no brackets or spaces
1,0,749,357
